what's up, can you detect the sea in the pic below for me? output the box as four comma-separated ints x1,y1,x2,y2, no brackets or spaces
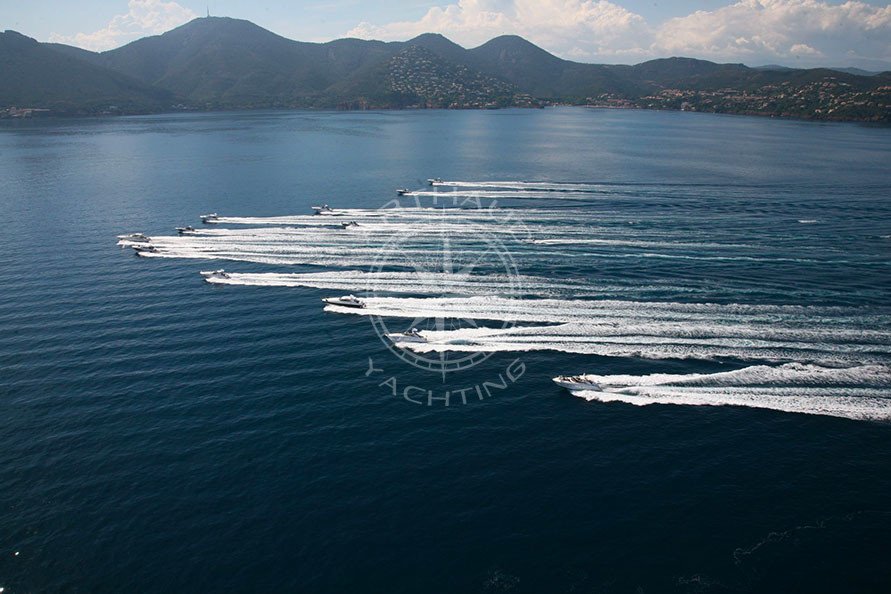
1,107,889,593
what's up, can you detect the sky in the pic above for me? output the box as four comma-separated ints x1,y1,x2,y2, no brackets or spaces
3,1,890,69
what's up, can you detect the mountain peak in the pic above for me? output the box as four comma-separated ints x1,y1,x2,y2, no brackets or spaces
472,35,562,63
470,35,564,73
1,29,38,47
163,15,282,39
405,33,467,61
479,35,543,49
408,33,451,43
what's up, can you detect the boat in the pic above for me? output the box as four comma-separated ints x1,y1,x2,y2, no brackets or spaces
200,213,219,223
200,269,231,280
341,221,359,229
133,244,159,254
396,188,411,196
427,178,442,185
175,226,196,234
390,328,425,343
322,295,366,309
553,375,602,391
117,232,150,242
311,205,336,215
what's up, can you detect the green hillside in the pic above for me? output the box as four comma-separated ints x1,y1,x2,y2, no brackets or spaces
3,17,888,121
0,30,172,114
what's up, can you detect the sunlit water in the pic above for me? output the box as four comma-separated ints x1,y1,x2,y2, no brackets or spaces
1,108,890,593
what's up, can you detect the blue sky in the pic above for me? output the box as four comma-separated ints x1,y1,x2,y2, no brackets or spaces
4,1,890,68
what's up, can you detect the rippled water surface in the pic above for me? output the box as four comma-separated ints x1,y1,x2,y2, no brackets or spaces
1,108,890,593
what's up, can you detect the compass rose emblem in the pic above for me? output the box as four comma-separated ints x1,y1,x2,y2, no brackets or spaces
367,211,522,377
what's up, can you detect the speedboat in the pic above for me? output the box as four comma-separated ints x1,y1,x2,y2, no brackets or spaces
341,221,359,229
427,178,442,185
200,213,219,223
553,375,602,391
133,244,159,254
389,328,425,343
200,269,231,280
312,205,336,215
396,188,411,196
175,226,196,234
322,295,366,309
117,232,150,242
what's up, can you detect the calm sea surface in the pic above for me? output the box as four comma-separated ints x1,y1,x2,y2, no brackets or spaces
1,108,890,592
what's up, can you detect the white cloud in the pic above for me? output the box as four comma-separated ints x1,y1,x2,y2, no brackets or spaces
49,0,197,51
346,0,891,67
348,0,652,60
655,0,891,65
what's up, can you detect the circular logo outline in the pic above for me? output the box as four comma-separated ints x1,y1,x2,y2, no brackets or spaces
365,209,525,376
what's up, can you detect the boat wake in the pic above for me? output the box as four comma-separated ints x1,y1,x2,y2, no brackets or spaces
115,179,891,420
201,270,595,297
322,296,891,365
555,363,891,421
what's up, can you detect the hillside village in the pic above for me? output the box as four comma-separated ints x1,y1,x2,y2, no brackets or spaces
387,46,540,109
588,77,891,122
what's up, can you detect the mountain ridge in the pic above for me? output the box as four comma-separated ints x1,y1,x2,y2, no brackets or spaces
3,17,889,121
0,29,174,114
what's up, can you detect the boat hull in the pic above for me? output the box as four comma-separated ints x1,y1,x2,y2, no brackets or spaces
553,377,602,391
322,298,366,309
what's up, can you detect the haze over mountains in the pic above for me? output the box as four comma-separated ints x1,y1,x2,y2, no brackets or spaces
2,16,889,121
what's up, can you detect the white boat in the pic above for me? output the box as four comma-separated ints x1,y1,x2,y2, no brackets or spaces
311,205,337,215
396,188,411,195
200,269,231,280
117,232,150,242
341,221,359,229
175,226,196,234
133,244,159,254
322,295,366,309
389,328,425,343
553,375,602,391
427,178,442,185
200,213,219,223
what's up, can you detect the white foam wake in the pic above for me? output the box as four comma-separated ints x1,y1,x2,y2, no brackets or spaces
555,363,891,421
327,295,887,325
432,180,611,192
407,189,603,201
326,296,891,365
202,270,597,296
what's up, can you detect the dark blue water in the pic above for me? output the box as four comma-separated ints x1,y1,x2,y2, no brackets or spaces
1,108,890,593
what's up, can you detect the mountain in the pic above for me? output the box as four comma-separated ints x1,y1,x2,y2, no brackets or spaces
754,64,800,72
0,30,173,113
830,67,880,76
620,57,749,84
43,18,534,109
50,18,398,107
405,33,468,64
406,34,643,99
3,17,888,121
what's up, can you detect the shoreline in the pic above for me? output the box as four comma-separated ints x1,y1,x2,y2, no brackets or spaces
3,103,889,125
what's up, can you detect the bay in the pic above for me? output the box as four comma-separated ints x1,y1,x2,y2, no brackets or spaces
1,108,890,593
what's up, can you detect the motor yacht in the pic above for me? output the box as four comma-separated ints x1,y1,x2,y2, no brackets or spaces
322,295,366,308
200,269,231,280
553,375,602,391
